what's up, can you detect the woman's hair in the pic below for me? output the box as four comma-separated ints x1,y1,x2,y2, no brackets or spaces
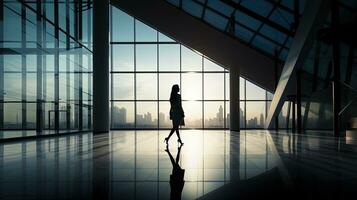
170,84,180,102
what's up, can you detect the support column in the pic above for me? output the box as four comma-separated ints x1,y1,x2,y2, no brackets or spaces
296,70,302,133
54,0,59,131
331,0,340,137
93,0,109,133
292,100,296,133
65,0,71,130
0,0,3,130
230,68,240,132
36,0,43,133
21,4,27,129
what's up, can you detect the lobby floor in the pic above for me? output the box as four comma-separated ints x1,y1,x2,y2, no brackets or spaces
0,130,357,199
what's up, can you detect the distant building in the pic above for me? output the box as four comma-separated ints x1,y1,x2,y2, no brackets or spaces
159,112,167,126
260,113,264,128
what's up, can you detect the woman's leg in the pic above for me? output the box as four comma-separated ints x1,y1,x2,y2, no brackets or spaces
175,127,183,144
165,124,178,142
166,128,175,140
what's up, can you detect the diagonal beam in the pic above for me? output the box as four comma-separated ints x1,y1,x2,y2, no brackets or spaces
111,0,276,92
266,0,331,129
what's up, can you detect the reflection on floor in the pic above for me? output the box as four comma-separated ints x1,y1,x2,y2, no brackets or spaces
0,130,87,140
0,130,357,199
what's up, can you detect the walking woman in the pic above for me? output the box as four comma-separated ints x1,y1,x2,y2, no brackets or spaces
164,84,184,145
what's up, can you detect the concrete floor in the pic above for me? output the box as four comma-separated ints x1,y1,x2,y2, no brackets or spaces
0,130,356,199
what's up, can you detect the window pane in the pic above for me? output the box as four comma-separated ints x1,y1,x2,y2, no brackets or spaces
159,101,171,128
136,73,157,100
246,80,266,100
82,73,89,101
240,101,245,129
136,102,158,128
226,101,230,128
4,4,21,48
279,101,290,129
182,46,202,71
112,45,134,71
182,73,202,100
182,101,202,128
204,58,224,71
112,74,134,100
182,0,203,18
4,55,21,72
159,44,180,71
45,55,54,72
136,45,157,71
112,8,134,42
267,92,274,100
204,102,224,128
4,73,21,101
204,9,228,31
112,102,135,128
59,73,66,101
135,20,157,42
225,73,229,100
4,103,22,129
59,102,67,129
246,101,265,128
159,73,180,100
26,55,37,72
45,73,55,101
45,103,55,129
204,73,224,100
240,77,245,100
159,33,175,42
26,103,36,129
82,107,89,130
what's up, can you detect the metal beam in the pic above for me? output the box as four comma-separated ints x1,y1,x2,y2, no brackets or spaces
111,0,276,92
345,46,354,84
266,0,331,129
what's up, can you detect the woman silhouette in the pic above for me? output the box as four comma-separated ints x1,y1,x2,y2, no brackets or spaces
164,84,184,145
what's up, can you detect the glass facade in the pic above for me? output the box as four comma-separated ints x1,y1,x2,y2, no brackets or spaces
0,2,285,138
0,1,92,137
110,8,273,129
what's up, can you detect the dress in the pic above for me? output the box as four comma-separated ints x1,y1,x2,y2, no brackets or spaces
170,94,185,126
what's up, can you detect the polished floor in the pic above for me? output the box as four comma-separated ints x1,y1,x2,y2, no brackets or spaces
0,130,357,199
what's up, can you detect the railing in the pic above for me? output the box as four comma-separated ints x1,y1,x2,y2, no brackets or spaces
338,81,357,116
338,81,357,130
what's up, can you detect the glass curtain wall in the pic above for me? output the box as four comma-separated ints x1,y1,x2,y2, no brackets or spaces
299,1,357,131
0,0,92,138
110,7,272,129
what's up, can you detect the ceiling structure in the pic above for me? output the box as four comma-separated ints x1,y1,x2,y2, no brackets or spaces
165,0,305,61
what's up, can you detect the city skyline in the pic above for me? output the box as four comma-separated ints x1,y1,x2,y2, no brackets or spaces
111,104,271,128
